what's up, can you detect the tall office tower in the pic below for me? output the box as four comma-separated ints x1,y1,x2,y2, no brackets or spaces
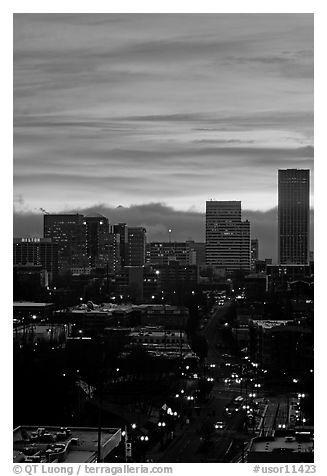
83,213,110,269
113,223,128,267
44,214,88,273
278,169,310,265
108,231,121,274
241,220,251,271
251,238,259,271
205,201,251,272
13,237,58,275
127,227,147,266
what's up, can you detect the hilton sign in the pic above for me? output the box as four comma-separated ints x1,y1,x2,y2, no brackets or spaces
21,238,41,243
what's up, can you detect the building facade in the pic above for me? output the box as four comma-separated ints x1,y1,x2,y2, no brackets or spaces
13,237,58,275
113,223,128,267
278,169,310,265
84,213,110,270
127,227,146,266
146,241,197,266
205,201,250,272
43,214,88,273
251,238,259,271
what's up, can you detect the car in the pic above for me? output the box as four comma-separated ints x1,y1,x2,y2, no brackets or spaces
214,421,225,430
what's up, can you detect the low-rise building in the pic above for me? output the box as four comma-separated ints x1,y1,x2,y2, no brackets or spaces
247,431,313,462
13,302,55,321
137,304,188,329
249,320,313,373
13,426,121,463
129,327,195,359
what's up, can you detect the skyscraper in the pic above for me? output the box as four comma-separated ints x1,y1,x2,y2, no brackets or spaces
251,238,259,271
84,213,110,269
127,227,147,266
44,214,88,273
205,201,250,272
278,169,310,265
113,223,128,267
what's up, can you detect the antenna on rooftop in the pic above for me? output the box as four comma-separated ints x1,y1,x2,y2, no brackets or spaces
39,208,50,214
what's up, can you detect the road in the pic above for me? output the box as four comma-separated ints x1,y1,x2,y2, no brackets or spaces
155,303,293,462
155,302,248,462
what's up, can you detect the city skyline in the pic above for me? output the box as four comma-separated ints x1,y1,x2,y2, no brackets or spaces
14,14,313,215
12,12,315,465
13,197,314,264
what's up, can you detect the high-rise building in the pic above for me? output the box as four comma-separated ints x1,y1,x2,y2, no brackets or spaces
108,231,121,274
84,213,110,269
241,220,251,271
44,214,88,273
251,238,259,271
205,201,250,272
113,223,128,267
278,169,310,265
127,227,146,266
13,237,58,275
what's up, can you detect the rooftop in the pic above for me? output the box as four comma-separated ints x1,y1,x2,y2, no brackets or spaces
250,435,313,453
13,302,54,308
13,426,121,463
252,320,290,329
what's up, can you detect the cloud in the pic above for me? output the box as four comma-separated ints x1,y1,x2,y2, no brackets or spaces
13,14,313,215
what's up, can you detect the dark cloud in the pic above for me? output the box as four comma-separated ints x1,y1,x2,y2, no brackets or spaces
13,203,314,264
13,13,313,225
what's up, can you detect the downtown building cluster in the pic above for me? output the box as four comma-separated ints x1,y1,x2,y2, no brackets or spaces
13,169,311,303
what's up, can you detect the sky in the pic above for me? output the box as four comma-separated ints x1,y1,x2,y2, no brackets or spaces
13,13,314,260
